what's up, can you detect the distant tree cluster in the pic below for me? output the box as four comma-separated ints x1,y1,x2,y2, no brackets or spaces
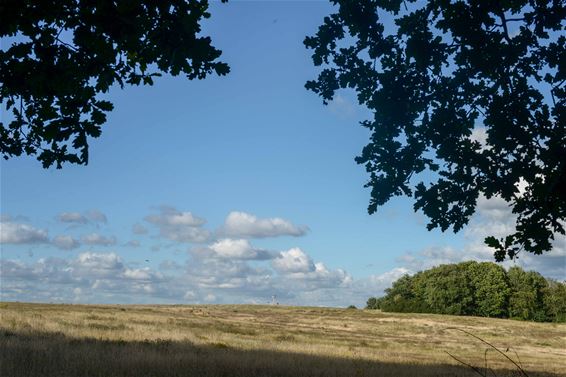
366,262,566,322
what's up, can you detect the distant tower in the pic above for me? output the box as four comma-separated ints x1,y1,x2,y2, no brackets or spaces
271,295,278,305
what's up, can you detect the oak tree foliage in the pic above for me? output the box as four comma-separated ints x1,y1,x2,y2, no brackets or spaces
1,0,229,168
305,0,565,260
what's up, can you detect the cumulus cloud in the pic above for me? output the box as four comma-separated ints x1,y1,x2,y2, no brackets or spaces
303,267,415,308
222,211,308,238
395,195,566,281
145,207,205,227
301,262,352,287
125,240,141,247
272,247,352,290
57,212,88,224
0,259,34,279
123,267,160,281
0,243,357,306
367,267,412,286
0,251,168,304
81,233,117,246
201,239,274,260
180,247,351,302
72,252,124,277
52,235,80,250
396,246,467,272
474,195,514,223
2,201,561,307
144,206,209,243
272,247,314,273
0,220,49,244
156,257,277,304
183,290,197,300
56,210,107,225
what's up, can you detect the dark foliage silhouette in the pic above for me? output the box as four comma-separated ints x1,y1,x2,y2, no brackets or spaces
1,0,229,168
305,0,565,260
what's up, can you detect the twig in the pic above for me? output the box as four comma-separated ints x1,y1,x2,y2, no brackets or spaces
445,351,486,376
508,347,525,371
445,327,529,377
484,349,497,377
497,10,512,44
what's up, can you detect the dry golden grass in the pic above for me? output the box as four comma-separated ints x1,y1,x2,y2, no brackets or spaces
1,302,564,376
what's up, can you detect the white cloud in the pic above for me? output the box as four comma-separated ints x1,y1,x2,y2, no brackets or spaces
515,177,529,197
123,267,158,281
161,227,209,243
223,211,308,238
470,127,488,149
367,267,412,286
72,252,124,278
57,212,88,224
272,247,314,273
56,210,107,225
52,235,80,250
81,233,117,246
144,206,209,243
186,257,273,291
272,248,352,291
0,220,49,244
73,252,162,283
401,245,470,270
0,242,358,306
0,259,33,279
301,262,352,287
206,239,274,260
0,252,168,304
183,290,197,300
1,202,562,307
301,267,414,307
394,195,566,281
145,207,205,227
204,294,217,302
125,240,141,247
475,195,513,222
327,94,357,118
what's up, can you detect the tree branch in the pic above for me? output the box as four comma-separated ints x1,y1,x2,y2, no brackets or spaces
497,10,513,44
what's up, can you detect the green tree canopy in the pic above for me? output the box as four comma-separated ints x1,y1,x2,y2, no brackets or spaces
467,262,509,318
305,0,565,260
543,279,566,322
368,261,564,322
1,0,229,168
507,266,548,320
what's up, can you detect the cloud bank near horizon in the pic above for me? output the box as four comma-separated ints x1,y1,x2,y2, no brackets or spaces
1,201,564,307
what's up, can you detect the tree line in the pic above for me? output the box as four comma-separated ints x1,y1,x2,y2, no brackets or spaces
366,261,566,322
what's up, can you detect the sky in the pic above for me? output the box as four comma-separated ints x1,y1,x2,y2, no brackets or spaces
1,1,564,307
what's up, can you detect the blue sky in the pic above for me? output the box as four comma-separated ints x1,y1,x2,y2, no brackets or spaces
1,1,564,307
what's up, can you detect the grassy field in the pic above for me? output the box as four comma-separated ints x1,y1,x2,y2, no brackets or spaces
1,302,564,377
